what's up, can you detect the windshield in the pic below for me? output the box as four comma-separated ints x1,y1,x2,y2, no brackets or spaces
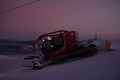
42,37,63,54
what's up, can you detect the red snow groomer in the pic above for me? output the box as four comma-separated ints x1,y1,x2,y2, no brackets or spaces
33,30,97,62
33,30,78,57
23,30,97,67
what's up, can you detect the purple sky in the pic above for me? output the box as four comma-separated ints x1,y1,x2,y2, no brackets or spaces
0,0,120,40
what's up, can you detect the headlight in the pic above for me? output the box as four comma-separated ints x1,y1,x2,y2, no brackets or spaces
48,37,52,40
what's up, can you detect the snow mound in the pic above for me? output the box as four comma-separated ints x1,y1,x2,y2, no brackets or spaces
0,55,9,60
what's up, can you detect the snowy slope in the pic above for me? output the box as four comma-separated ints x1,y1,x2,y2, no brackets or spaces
0,50,120,80
0,40,120,80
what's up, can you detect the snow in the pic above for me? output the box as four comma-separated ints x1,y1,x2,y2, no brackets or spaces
0,40,120,80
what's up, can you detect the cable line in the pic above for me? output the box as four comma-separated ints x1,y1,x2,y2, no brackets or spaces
0,0,41,14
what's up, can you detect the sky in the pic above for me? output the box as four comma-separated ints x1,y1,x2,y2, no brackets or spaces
0,0,120,40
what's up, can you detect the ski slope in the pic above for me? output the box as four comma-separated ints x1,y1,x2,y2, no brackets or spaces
0,40,120,80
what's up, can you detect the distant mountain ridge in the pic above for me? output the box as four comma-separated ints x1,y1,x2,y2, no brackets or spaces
0,39,34,54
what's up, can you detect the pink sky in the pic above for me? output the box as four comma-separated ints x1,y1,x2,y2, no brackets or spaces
0,0,120,40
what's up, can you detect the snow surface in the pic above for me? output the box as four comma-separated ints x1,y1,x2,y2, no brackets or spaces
0,40,120,80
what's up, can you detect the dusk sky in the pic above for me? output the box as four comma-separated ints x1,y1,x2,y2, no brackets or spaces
0,0,120,40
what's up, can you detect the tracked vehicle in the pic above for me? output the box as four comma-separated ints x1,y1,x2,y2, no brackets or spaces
23,30,97,67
